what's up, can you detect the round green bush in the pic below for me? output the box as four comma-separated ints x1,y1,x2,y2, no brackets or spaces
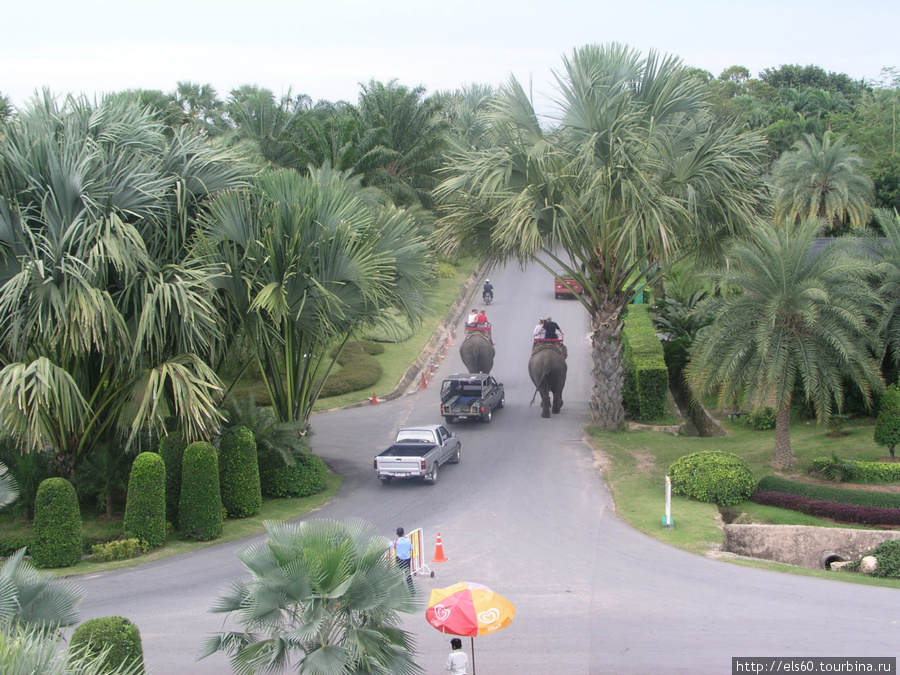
123,452,167,548
31,477,82,568
219,426,262,518
158,432,186,526
178,442,223,541
70,616,145,674
669,450,756,506
259,450,329,498
865,540,900,578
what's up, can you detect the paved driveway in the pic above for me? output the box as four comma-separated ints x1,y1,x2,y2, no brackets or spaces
77,261,900,674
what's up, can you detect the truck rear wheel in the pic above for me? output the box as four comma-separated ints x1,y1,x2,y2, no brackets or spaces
444,416,455,424
426,462,438,485
497,393,505,409
379,476,393,485
451,443,461,464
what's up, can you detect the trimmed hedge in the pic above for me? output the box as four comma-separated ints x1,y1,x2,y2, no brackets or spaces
751,491,900,526
758,475,900,509
318,345,384,398
259,450,329,498
669,450,756,506
91,538,148,563
219,426,262,518
124,452,167,548
622,305,668,421
178,442,223,541
811,457,900,484
874,383,900,459
31,477,82,568
864,540,900,578
70,616,145,674
158,432,187,526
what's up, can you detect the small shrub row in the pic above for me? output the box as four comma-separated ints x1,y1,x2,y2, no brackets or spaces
758,475,900,509
91,538,149,563
0,534,32,557
669,450,756,506
751,491,900,526
811,456,900,484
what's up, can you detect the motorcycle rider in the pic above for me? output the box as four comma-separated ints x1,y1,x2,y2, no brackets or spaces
482,279,494,302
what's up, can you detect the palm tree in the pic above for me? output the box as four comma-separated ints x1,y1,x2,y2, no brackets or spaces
435,43,768,429
0,461,18,508
771,131,874,231
0,91,251,475
200,519,423,675
197,166,432,427
0,548,83,631
872,208,900,367
170,81,229,137
686,220,884,470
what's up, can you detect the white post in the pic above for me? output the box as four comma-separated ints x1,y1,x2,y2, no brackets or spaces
662,475,674,528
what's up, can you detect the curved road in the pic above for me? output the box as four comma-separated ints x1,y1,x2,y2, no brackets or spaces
77,261,900,674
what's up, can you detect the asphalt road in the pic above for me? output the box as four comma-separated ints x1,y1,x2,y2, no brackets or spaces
75,261,900,674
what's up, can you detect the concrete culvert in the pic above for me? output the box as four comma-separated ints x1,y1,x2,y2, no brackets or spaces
821,552,846,570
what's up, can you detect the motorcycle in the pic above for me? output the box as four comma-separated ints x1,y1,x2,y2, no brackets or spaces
482,290,493,305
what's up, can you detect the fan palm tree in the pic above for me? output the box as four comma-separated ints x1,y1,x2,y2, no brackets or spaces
0,91,251,475
872,208,900,367
0,461,18,508
435,43,768,429
686,220,884,470
197,166,432,427
771,131,874,231
200,518,423,675
0,548,83,631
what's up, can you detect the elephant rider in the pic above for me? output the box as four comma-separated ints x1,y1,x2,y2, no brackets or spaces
476,308,489,327
538,315,567,358
533,318,546,340
483,279,494,301
466,308,478,328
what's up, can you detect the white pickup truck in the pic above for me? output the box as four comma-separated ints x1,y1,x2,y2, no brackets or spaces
373,424,461,485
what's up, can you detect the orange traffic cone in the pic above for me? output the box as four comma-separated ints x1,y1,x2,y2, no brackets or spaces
370,393,378,405
421,372,427,389
447,332,454,346
431,532,448,563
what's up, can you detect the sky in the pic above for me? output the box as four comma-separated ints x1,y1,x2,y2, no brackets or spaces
3,0,898,113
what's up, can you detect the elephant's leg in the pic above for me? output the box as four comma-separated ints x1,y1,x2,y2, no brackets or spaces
540,389,551,418
552,390,564,414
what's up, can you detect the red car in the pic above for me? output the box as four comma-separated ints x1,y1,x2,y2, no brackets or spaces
554,271,583,299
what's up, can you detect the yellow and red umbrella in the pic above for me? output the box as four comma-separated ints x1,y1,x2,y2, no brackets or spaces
426,582,515,673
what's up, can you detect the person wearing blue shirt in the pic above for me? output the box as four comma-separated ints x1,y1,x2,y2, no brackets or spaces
394,527,414,591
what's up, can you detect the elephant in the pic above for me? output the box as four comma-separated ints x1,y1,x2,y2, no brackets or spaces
528,343,567,418
459,332,495,374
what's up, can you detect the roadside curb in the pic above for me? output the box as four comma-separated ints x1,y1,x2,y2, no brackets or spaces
323,260,490,412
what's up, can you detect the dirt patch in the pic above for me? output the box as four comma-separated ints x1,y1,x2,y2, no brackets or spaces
632,451,656,473
593,449,614,475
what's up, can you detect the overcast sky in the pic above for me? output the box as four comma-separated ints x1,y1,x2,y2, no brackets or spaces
3,0,897,112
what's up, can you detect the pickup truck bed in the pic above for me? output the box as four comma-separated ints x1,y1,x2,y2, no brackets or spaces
374,426,460,485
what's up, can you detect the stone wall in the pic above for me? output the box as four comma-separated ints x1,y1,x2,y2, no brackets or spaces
723,524,900,569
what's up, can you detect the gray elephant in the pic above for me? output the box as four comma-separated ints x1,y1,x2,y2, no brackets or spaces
459,332,495,374
528,343,567,417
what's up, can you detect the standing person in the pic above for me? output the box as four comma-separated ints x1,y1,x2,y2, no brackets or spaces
543,316,563,340
466,308,478,327
394,527,413,591
482,279,493,302
533,318,546,341
444,637,468,675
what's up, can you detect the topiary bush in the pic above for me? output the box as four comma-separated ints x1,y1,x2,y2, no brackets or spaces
158,432,186,527
70,616,145,674
669,450,756,506
259,449,329,498
123,452,167,548
865,540,900,578
218,426,261,518
178,442,223,541
875,383,900,460
31,477,82,568
318,345,384,398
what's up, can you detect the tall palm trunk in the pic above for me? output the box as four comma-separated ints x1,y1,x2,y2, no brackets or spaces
772,403,795,470
589,304,626,429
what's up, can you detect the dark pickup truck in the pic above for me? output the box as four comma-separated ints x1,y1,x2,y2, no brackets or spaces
440,373,505,424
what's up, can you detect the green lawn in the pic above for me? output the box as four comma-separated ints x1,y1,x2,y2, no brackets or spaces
588,414,900,587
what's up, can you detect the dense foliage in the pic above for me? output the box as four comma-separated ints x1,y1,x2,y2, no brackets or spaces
31,478,82,568
177,442,223,541
123,453,167,548
874,383,900,459
218,426,261,518
158,433,186,526
751,491,900,526
757,475,900,508
621,305,668,421
70,616,146,674
864,540,900,578
669,451,756,506
258,450,329,498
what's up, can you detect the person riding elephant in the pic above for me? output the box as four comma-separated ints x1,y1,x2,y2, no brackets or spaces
528,342,567,418
460,331,495,374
